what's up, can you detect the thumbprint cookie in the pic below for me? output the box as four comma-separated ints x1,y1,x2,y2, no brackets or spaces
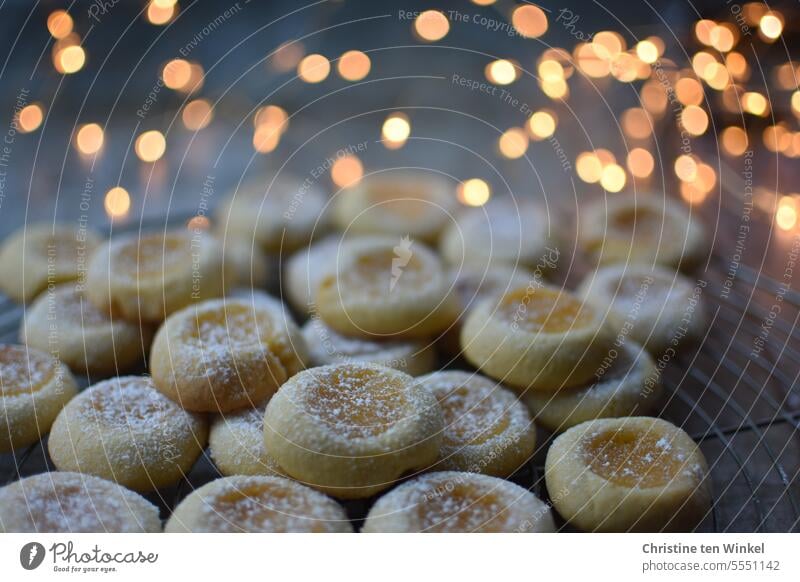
440,200,558,272
316,237,458,339
0,223,99,302
440,265,535,356
263,363,443,499
576,264,706,354
461,284,614,391
0,472,161,533
150,296,308,412
332,173,457,244
416,371,536,477
525,341,661,432
216,176,329,253
578,196,708,269
20,284,154,376
86,230,229,323
545,417,711,532
302,317,436,375
48,376,208,492
209,405,283,477
362,471,556,532
166,475,352,533
0,344,77,453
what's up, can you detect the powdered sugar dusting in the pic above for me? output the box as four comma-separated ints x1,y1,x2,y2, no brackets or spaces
0,345,55,398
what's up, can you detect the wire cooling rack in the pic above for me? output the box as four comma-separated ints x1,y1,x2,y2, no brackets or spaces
0,214,798,533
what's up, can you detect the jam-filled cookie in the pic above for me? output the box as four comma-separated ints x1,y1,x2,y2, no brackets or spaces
461,284,614,391
525,341,661,432
209,405,283,476
166,475,352,532
440,200,558,271
150,296,308,412
48,376,208,492
576,264,706,354
416,371,536,477
302,317,436,375
0,472,161,533
86,230,228,322
263,363,443,499
362,471,556,532
332,173,457,244
316,237,458,339
216,176,329,253
440,265,535,356
578,196,708,269
0,223,99,302
0,344,77,453
545,417,711,531
20,284,154,376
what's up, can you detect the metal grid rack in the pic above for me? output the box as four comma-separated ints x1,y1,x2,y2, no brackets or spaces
1,215,798,533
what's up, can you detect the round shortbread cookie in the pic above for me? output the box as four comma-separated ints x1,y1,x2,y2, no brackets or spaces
86,230,229,323
578,196,708,269
48,376,208,492
362,471,556,532
576,263,707,354
0,344,78,453
20,284,154,376
150,296,308,412
0,223,99,303
332,173,457,244
264,363,443,499
545,416,712,531
461,284,614,392
0,472,161,533
316,236,458,339
416,371,536,477
166,475,352,532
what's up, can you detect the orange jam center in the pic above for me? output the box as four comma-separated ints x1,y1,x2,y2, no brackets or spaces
304,367,408,438
498,287,594,333
418,482,505,532
0,345,54,396
583,428,685,488
339,248,425,295
117,234,186,277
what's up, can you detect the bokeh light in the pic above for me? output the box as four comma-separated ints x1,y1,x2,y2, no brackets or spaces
498,128,529,159
331,155,364,188
527,110,556,140
75,123,104,155
147,1,176,25
135,130,167,162
681,105,709,136
382,113,411,149
721,126,749,156
485,59,518,85
57,45,86,74
458,179,491,207
337,50,371,81
511,5,548,38
17,104,44,133
298,54,330,83
104,187,131,218
600,163,626,192
47,10,73,39
414,10,449,42
182,99,214,131
626,148,655,178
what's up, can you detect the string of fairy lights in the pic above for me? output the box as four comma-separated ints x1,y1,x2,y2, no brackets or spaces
9,0,800,232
